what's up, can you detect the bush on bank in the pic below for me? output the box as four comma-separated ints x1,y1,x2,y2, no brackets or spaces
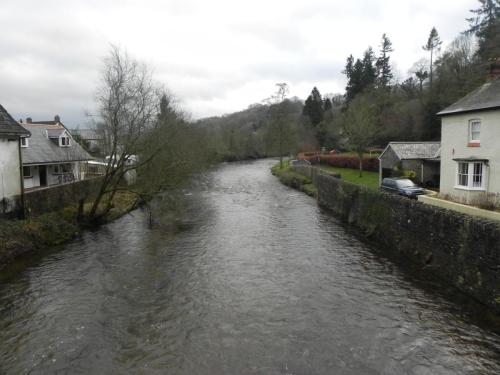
271,162,317,198
0,191,139,270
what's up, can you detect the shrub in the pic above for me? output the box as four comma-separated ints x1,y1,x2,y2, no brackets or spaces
297,152,379,171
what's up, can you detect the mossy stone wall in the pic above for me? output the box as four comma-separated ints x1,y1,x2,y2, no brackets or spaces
313,171,500,313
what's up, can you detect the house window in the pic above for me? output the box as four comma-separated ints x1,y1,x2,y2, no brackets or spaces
61,163,72,173
60,136,71,147
21,137,29,148
456,161,486,190
53,164,72,174
469,119,481,144
23,166,32,178
457,162,468,187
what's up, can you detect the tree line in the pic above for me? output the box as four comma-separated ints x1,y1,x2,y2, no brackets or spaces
197,0,500,163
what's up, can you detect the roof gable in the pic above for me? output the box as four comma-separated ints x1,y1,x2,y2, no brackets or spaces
0,105,30,136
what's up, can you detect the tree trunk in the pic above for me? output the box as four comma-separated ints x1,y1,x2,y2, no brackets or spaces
358,153,363,177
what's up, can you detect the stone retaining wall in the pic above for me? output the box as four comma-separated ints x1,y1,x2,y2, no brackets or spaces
292,165,500,313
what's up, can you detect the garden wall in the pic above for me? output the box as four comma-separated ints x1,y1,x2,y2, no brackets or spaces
24,177,103,217
291,165,500,313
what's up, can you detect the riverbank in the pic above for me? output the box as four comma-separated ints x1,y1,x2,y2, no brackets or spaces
0,191,139,270
271,162,317,197
273,163,500,314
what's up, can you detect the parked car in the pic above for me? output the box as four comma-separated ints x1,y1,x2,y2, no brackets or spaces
380,178,425,199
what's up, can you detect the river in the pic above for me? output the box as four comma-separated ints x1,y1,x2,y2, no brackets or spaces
1,159,499,374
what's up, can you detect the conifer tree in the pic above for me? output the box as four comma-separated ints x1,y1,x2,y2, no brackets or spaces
422,27,442,90
323,97,333,112
466,0,500,62
302,87,324,127
375,34,394,88
361,47,377,88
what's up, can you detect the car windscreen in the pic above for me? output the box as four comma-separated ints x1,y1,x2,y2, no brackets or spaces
396,180,416,188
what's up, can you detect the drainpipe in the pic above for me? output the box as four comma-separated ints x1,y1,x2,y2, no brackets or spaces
18,137,26,219
378,159,382,186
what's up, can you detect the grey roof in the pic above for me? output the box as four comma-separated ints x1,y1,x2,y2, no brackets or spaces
21,124,93,165
0,105,30,136
70,128,101,140
380,142,441,160
438,79,500,116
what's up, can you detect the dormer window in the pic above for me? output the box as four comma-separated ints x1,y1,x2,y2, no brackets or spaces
60,136,71,147
468,119,481,146
20,137,29,148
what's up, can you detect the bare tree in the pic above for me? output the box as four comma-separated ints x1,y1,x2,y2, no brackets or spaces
410,58,429,94
86,46,160,222
264,83,296,169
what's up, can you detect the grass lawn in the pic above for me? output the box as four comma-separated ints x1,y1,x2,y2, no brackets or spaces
319,165,379,190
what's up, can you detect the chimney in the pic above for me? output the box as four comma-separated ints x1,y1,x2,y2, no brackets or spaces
19,119,23,123
487,58,500,81
26,117,32,123
54,114,61,123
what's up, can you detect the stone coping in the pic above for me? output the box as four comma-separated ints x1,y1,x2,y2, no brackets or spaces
418,194,500,222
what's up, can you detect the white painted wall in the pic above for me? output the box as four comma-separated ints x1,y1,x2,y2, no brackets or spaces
24,165,40,189
0,138,22,202
440,110,500,201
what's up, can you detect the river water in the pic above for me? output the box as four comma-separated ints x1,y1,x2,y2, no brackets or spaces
1,159,499,374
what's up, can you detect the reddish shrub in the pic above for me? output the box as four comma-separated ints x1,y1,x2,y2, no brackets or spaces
297,152,379,171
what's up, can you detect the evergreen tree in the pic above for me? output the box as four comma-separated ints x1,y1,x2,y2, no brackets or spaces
466,0,500,62
361,47,377,88
422,27,442,90
375,33,394,88
323,97,333,112
302,87,324,127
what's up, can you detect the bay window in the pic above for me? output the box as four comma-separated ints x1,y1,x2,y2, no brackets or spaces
456,161,486,190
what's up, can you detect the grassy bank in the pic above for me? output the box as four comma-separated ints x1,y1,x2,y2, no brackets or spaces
271,162,317,198
0,191,139,270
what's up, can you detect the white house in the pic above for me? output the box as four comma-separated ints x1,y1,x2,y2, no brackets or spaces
0,105,30,213
20,116,93,190
437,61,500,202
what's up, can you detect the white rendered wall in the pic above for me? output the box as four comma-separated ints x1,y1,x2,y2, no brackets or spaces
440,110,500,200
0,138,22,199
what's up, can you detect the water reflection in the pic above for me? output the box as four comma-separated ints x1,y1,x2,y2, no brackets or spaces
0,159,499,374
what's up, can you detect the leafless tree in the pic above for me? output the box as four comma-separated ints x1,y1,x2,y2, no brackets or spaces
86,46,160,221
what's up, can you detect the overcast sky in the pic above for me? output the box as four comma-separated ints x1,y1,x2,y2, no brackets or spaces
0,0,478,127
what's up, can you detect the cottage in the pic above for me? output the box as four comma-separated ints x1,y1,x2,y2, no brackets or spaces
20,116,93,189
0,105,30,213
378,142,441,187
437,59,500,201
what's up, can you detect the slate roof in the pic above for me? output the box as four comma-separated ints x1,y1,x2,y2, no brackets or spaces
0,105,30,136
21,124,93,165
70,128,101,140
380,142,441,161
438,79,500,116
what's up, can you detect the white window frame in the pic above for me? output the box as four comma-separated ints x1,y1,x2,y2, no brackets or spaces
59,136,71,147
468,119,481,144
20,137,29,148
455,161,487,190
